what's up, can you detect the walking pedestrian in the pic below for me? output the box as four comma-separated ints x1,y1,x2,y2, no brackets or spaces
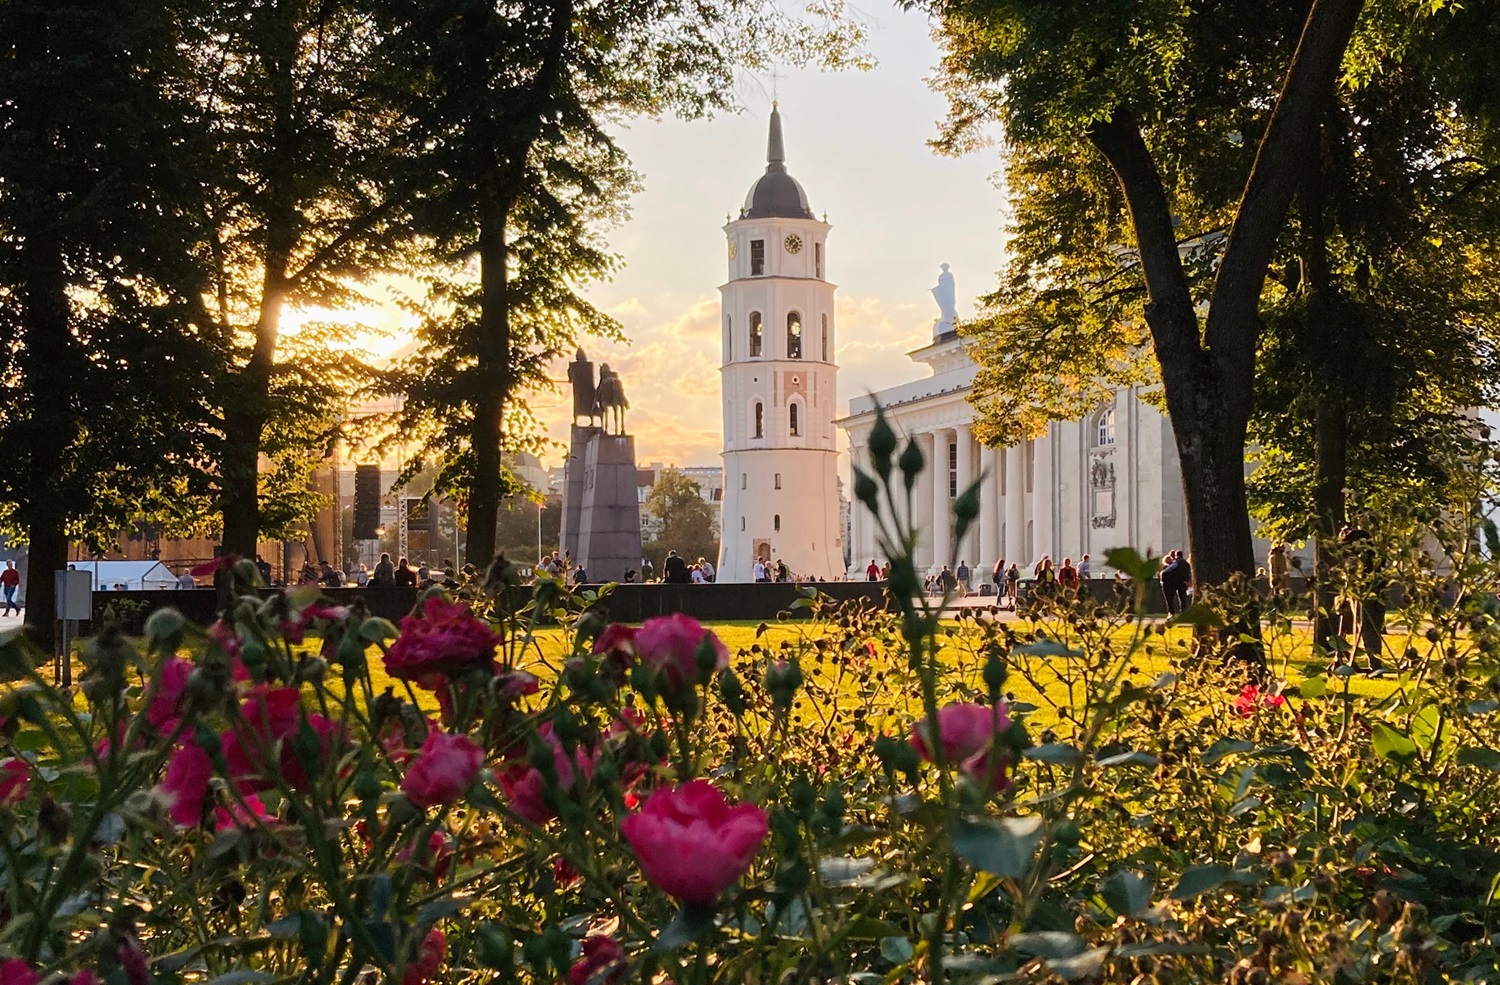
1,561,21,615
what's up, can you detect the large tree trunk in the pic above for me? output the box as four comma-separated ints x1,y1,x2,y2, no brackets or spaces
25,515,66,665
466,184,510,569
1087,0,1366,589
1311,394,1347,647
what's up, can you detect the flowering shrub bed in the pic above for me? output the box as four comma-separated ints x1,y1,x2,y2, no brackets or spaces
4,415,1500,983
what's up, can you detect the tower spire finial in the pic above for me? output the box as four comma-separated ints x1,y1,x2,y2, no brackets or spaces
766,103,786,173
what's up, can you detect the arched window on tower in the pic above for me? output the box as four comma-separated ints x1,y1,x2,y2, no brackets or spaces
749,312,763,357
1094,407,1116,446
753,402,764,439
821,314,828,361
789,403,800,437
787,311,802,359
724,315,732,362
815,242,823,278
774,514,781,532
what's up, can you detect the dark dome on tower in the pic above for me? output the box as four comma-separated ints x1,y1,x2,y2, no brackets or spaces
742,104,815,220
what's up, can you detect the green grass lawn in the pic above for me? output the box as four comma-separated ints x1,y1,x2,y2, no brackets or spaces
25,612,1415,735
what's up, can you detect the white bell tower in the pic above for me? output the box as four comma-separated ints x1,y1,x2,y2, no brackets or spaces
718,105,841,582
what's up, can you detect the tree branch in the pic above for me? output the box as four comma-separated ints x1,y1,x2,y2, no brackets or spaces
1204,0,1366,370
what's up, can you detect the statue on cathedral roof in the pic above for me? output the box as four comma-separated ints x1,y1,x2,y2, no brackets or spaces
931,263,957,337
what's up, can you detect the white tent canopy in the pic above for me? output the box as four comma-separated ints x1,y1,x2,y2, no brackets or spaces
72,560,183,591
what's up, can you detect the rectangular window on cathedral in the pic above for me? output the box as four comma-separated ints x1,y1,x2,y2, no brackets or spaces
750,239,765,276
815,242,822,278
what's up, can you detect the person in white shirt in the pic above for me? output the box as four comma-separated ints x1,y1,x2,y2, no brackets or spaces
691,566,706,584
699,557,715,583
753,558,768,583
1078,554,1091,580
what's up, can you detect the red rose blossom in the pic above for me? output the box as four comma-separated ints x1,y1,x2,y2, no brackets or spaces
0,758,30,806
570,935,626,985
401,730,484,808
382,597,503,687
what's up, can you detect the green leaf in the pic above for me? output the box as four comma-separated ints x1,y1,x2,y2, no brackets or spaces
1048,948,1110,981
880,935,915,964
1410,704,1442,751
844,917,903,940
1169,603,1223,629
1100,869,1153,917
207,972,273,985
1169,864,1233,901
1103,548,1157,584
1299,676,1327,699
655,903,717,952
1095,750,1158,768
953,816,1044,878
1009,931,1085,960
1201,739,1254,766
1024,743,1084,766
1372,723,1417,762
1457,747,1500,770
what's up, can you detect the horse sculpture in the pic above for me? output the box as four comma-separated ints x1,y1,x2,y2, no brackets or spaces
595,364,629,435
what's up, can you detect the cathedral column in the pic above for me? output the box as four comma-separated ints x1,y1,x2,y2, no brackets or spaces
858,440,870,563
1035,426,1055,561
912,431,937,569
1005,441,1026,566
979,443,1000,581
930,428,952,568
954,425,976,567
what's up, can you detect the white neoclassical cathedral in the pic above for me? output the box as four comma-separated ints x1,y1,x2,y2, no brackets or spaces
716,106,843,582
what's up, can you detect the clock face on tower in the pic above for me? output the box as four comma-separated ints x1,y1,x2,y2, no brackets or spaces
784,233,803,255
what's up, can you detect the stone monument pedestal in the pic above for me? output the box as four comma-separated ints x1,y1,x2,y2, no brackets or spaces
558,427,642,583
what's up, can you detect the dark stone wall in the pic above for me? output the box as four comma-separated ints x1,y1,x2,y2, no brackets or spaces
89,581,895,634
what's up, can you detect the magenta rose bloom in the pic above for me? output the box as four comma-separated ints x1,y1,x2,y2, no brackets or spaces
620,779,768,904
223,687,341,791
570,935,626,985
402,730,484,808
0,960,40,985
161,743,212,827
146,657,194,732
0,758,29,806
383,597,503,687
911,702,1010,763
634,614,729,688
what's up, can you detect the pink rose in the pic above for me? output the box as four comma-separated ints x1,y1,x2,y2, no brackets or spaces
496,724,594,824
620,780,768,904
0,758,30,806
498,763,553,824
223,687,341,791
402,730,484,808
161,743,213,827
911,702,1010,763
214,793,272,832
116,936,149,985
398,829,454,880
383,597,502,686
1235,685,1286,717
592,624,638,677
911,701,1014,793
68,973,100,985
570,935,626,985
634,615,728,689
0,960,40,985
402,928,446,985
146,657,194,732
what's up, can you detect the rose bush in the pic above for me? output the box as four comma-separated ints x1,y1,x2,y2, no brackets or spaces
2,410,1500,982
